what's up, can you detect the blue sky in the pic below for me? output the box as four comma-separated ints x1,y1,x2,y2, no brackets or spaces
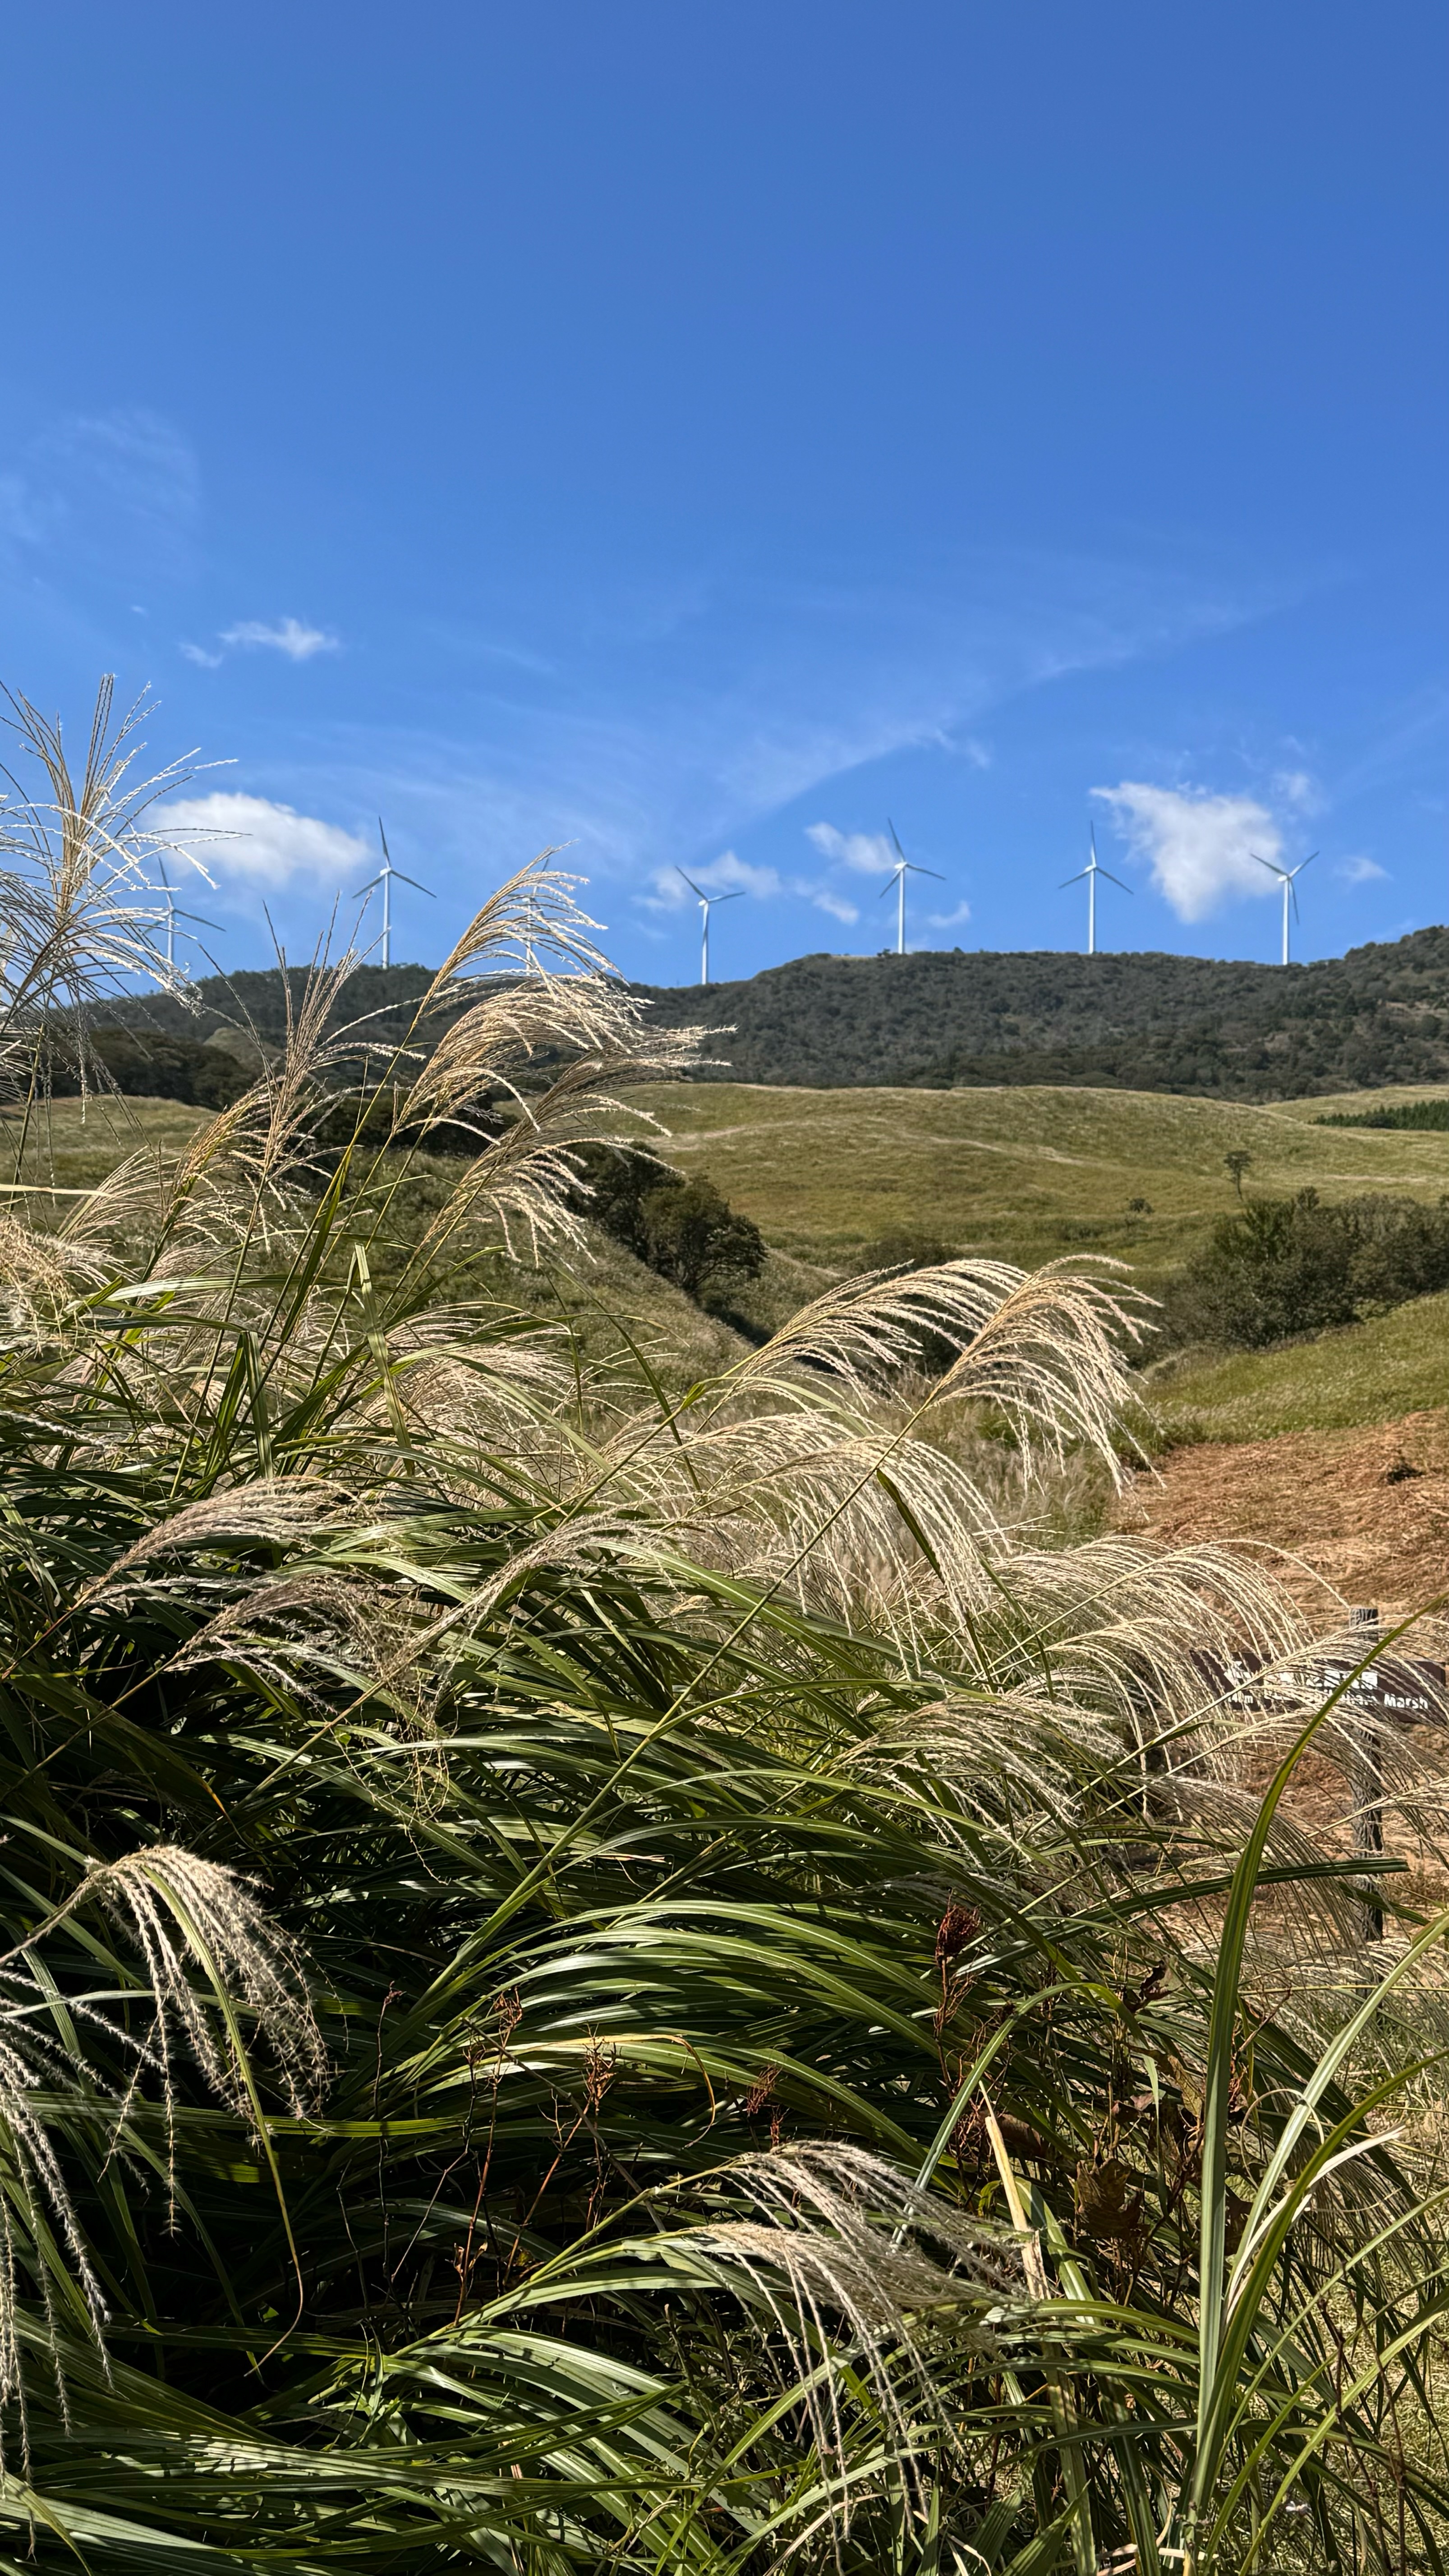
2,2,1444,983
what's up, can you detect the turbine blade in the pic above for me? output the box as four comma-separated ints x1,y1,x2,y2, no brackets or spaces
351,875,383,898
1251,851,1287,879
714,889,744,905
879,875,898,898
906,863,946,880
377,818,392,864
1060,871,1089,887
676,867,707,899
393,872,435,895
1099,869,1133,893
888,818,906,860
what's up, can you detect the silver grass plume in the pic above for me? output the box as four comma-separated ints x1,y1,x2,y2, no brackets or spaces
0,679,210,1129
11,1849,327,2199
687,2144,1031,2546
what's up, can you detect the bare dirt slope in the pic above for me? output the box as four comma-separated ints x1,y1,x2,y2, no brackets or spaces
1118,1411,1449,1619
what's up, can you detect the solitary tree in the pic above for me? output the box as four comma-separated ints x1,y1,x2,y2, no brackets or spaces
1224,1150,1252,1202
639,1176,766,1300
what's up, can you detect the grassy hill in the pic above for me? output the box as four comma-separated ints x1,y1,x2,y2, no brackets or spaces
98,925,1449,1101
15,1076,1449,1437
633,1076,1449,1288
0,1093,795,1391
1145,1291,1449,1444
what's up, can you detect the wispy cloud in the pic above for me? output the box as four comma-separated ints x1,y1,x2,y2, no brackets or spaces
0,406,201,579
1273,765,1325,814
226,547,1281,944
1337,853,1388,885
1093,782,1284,921
642,850,785,909
804,822,895,877
160,792,369,888
642,845,865,927
219,617,340,661
928,900,972,929
180,641,225,669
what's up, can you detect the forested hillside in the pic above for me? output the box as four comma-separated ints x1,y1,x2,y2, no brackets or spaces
101,926,1449,1099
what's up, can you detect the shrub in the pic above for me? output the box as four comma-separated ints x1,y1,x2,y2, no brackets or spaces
310,1084,508,1164
50,1023,253,1107
1164,1186,1449,1348
569,1143,766,1302
637,1173,767,1298
1316,1097,1449,1131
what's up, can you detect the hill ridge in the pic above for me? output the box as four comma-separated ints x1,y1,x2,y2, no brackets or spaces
100,926,1449,1102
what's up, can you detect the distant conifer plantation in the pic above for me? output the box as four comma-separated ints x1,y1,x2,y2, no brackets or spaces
101,927,1449,1101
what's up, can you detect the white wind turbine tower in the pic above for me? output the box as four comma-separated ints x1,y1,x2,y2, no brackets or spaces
154,856,224,971
676,869,743,986
1252,848,1317,965
352,819,433,970
879,820,943,956
1060,823,1130,956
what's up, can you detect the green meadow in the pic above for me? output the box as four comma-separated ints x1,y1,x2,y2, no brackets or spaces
637,1076,1449,1287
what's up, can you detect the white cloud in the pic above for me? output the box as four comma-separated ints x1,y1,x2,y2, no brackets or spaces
0,471,49,546
219,617,340,662
1273,766,1324,814
159,793,370,889
929,901,973,929
697,851,782,898
1093,782,1283,922
958,737,993,770
804,821,896,877
1337,853,1388,885
643,844,868,925
180,640,224,668
641,850,783,910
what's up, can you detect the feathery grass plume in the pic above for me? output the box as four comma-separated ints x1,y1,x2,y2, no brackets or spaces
15,1849,327,2167
153,944,368,1255
0,1210,106,1345
0,1988,111,2466
0,679,208,1151
688,2144,1030,2544
708,1254,1150,1457
55,1139,176,1257
84,1478,356,1596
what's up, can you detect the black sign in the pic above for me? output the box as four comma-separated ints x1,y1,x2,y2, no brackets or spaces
1196,1650,1447,1727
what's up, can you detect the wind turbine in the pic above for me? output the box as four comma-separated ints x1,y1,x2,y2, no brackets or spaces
352,819,433,971
879,821,943,956
1060,824,1131,957
1252,849,1317,966
154,856,224,971
676,869,743,986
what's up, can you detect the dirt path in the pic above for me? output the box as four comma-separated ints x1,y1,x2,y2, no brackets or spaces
1116,1409,1449,1619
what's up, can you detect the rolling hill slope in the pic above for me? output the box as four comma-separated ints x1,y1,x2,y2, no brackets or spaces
634,1076,1449,1284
